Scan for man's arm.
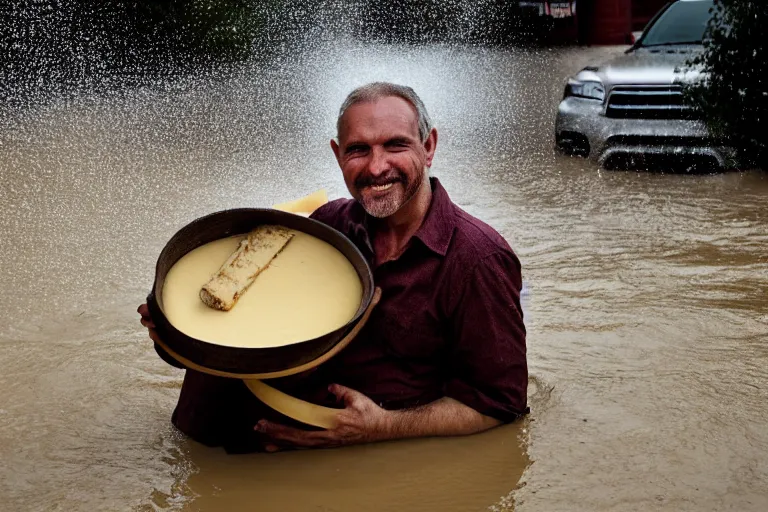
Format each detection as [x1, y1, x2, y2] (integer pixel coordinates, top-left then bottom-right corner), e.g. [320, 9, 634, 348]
[255, 385, 500, 451]
[255, 250, 526, 451]
[442, 250, 528, 421]
[386, 396, 501, 438]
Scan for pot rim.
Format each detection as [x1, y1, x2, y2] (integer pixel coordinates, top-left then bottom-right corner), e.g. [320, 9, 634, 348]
[147, 207, 374, 374]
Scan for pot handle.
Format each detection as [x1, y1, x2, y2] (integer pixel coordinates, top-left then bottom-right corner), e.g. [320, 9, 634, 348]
[244, 379, 340, 429]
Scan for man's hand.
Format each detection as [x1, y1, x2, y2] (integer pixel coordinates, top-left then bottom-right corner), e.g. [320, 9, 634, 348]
[137, 303, 161, 344]
[255, 384, 393, 451]
[255, 389, 502, 452]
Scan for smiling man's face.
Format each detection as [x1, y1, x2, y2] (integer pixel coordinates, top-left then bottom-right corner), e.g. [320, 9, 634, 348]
[332, 96, 435, 218]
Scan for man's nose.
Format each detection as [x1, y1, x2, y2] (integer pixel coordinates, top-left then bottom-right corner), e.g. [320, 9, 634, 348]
[366, 147, 388, 176]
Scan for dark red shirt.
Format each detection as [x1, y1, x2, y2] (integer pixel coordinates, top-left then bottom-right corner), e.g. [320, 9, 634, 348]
[163, 177, 527, 453]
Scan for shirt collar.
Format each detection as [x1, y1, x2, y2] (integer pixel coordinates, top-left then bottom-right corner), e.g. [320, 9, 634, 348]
[411, 177, 456, 257]
[348, 176, 456, 259]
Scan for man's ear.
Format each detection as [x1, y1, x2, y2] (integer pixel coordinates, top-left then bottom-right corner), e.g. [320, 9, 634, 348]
[423, 128, 438, 168]
[331, 138, 341, 166]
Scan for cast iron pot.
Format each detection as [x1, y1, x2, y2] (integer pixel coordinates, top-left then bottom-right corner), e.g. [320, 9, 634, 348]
[146, 208, 374, 375]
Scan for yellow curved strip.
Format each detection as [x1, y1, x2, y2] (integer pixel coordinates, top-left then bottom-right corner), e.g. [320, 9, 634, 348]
[272, 189, 329, 216]
[244, 379, 340, 429]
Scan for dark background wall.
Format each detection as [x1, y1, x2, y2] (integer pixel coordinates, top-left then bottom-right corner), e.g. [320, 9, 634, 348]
[576, 0, 670, 44]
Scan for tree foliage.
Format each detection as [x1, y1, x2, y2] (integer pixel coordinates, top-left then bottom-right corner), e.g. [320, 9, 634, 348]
[686, 0, 768, 167]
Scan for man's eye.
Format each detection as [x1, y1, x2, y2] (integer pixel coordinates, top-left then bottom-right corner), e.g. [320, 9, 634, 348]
[346, 146, 367, 154]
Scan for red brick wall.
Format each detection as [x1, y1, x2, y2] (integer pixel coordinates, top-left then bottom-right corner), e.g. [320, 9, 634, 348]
[580, 0, 669, 44]
[632, 0, 669, 31]
[587, 0, 633, 44]
[548, 0, 670, 45]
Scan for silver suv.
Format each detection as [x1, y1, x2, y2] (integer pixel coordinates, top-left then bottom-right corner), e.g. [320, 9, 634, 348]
[555, 0, 737, 171]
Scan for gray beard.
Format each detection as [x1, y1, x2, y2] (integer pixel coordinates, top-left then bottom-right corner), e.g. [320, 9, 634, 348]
[360, 168, 427, 218]
[363, 193, 405, 218]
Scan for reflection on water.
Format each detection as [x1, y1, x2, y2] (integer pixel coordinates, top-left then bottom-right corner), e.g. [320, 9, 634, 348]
[0, 40, 766, 511]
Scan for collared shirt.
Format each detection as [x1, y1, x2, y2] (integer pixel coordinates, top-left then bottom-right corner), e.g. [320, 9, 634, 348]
[165, 177, 527, 452]
[307, 177, 527, 419]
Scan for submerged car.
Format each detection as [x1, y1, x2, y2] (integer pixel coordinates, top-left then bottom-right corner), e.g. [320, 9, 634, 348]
[555, 0, 738, 171]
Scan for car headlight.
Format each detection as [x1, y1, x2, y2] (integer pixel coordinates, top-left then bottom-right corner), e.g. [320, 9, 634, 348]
[564, 79, 606, 101]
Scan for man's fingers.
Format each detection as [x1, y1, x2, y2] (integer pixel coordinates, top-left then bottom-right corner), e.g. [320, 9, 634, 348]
[147, 329, 161, 344]
[256, 419, 316, 442]
[138, 304, 157, 330]
[255, 420, 334, 447]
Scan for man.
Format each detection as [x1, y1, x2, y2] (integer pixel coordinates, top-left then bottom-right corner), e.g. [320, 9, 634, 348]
[138, 82, 528, 453]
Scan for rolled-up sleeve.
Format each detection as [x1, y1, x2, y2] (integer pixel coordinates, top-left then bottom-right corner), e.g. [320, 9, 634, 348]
[444, 251, 528, 422]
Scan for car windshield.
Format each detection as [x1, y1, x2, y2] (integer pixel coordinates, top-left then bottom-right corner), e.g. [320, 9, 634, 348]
[640, 0, 715, 47]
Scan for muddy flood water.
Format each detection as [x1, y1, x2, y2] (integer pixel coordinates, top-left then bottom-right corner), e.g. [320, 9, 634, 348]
[0, 42, 767, 511]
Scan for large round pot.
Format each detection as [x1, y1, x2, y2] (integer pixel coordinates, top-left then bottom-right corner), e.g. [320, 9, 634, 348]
[146, 208, 374, 375]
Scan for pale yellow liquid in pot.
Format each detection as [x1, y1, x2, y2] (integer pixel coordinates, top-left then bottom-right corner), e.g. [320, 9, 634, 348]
[162, 230, 363, 348]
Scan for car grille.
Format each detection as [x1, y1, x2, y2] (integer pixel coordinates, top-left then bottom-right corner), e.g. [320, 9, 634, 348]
[605, 86, 698, 119]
